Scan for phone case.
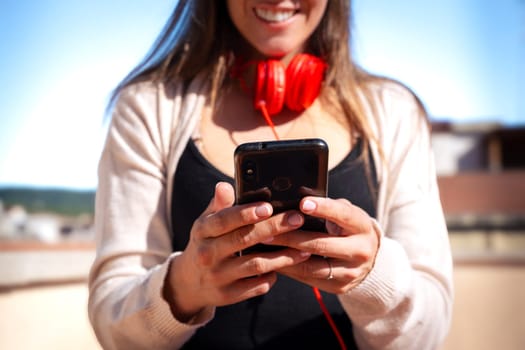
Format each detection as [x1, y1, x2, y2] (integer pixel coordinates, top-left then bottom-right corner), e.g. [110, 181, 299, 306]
[234, 138, 329, 253]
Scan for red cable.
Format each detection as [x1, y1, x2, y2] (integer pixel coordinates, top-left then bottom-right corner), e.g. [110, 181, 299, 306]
[313, 287, 347, 350]
[257, 98, 346, 350]
[257, 102, 280, 140]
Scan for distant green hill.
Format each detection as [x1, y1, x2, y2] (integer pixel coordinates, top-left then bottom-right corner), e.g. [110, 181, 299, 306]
[0, 187, 95, 216]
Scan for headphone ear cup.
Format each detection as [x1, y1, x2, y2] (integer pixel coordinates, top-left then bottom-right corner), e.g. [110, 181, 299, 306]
[254, 60, 286, 116]
[285, 54, 327, 112]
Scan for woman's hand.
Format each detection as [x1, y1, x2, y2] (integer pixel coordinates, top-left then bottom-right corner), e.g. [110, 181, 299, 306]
[273, 197, 381, 294]
[163, 182, 311, 322]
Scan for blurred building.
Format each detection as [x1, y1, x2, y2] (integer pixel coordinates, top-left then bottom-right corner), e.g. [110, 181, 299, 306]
[431, 121, 525, 257]
[432, 122, 525, 174]
[0, 203, 94, 244]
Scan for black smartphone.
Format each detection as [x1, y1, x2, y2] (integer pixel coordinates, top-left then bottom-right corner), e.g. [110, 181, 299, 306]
[234, 138, 329, 253]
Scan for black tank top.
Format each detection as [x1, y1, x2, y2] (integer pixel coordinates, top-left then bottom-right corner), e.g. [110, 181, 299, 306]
[171, 139, 377, 349]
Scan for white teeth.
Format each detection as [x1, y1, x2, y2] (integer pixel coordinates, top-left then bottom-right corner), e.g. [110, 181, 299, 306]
[255, 8, 295, 22]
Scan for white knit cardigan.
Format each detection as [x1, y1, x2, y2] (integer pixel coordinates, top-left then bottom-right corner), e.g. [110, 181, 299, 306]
[88, 76, 453, 350]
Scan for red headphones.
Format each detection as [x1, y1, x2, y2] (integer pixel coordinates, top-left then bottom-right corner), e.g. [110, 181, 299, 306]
[254, 53, 327, 115]
[232, 53, 327, 115]
[231, 53, 327, 139]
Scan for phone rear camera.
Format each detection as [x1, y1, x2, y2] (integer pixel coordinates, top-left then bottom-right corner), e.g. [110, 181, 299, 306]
[242, 161, 256, 182]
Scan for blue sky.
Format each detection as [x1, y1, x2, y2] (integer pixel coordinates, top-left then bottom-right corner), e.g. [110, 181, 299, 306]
[0, 0, 524, 190]
[354, 0, 524, 123]
[0, 1, 175, 189]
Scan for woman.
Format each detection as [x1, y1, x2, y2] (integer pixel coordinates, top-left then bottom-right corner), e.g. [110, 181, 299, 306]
[88, 1, 453, 349]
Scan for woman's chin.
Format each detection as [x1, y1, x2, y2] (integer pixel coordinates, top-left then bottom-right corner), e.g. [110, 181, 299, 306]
[254, 46, 303, 61]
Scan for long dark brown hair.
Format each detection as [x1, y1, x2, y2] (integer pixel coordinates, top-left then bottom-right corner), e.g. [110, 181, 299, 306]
[109, 0, 428, 181]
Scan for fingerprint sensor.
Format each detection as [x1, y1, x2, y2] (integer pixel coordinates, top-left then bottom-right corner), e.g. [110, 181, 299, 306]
[272, 177, 292, 191]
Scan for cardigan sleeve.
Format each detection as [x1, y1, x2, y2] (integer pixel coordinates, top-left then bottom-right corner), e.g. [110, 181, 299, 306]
[338, 83, 454, 350]
[88, 83, 214, 350]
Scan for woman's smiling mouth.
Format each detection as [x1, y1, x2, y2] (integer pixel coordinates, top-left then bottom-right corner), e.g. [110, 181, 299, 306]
[254, 7, 298, 23]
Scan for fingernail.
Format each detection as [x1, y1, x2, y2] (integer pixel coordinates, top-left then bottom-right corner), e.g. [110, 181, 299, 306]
[287, 213, 303, 226]
[255, 204, 271, 217]
[302, 199, 316, 212]
[300, 251, 311, 258]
